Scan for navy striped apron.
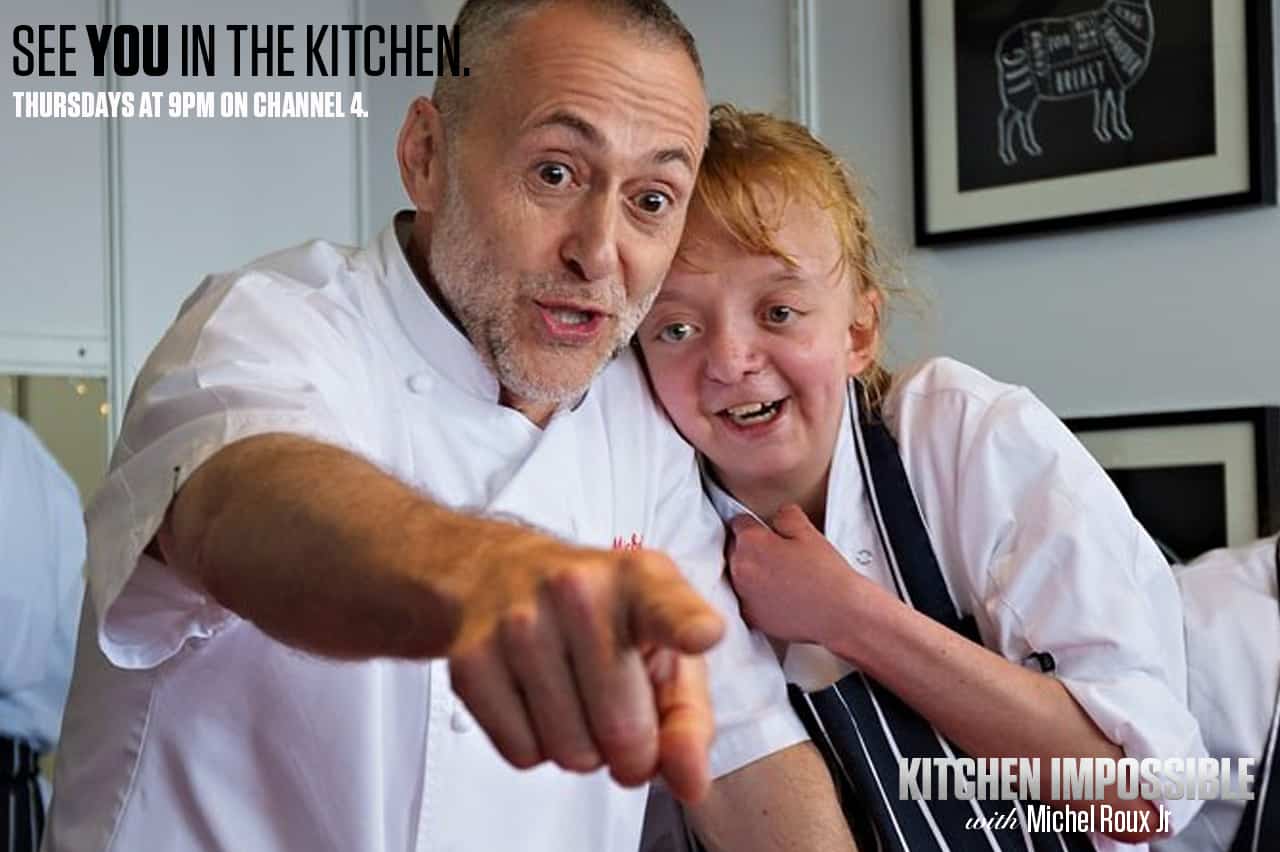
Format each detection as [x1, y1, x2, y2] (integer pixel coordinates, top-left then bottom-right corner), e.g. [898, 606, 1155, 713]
[1, 737, 44, 852]
[785, 381, 1095, 851]
[1227, 537, 1280, 852]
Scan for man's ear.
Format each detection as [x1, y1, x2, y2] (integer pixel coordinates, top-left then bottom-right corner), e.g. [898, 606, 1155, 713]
[397, 96, 448, 213]
[847, 286, 882, 377]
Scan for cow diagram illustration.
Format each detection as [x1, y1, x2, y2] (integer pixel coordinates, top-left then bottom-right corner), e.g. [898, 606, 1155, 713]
[995, 0, 1155, 165]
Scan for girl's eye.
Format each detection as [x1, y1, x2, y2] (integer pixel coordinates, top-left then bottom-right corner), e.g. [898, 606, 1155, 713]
[635, 191, 672, 215]
[659, 322, 694, 342]
[766, 305, 796, 324]
[537, 162, 572, 187]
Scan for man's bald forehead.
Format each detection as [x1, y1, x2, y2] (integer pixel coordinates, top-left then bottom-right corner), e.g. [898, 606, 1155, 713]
[433, 0, 704, 130]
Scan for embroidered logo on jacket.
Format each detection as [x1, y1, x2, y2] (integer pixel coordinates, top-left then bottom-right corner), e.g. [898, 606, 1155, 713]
[612, 532, 644, 551]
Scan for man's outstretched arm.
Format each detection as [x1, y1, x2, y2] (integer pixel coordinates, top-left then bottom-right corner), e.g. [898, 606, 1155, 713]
[156, 432, 725, 800]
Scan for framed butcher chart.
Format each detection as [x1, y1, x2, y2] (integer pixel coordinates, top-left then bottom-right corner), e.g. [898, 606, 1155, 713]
[910, 0, 1276, 244]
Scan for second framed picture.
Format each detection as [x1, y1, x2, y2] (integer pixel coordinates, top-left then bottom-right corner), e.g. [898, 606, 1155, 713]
[911, 0, 1276, 244]
[1065, 407, 1280, 564]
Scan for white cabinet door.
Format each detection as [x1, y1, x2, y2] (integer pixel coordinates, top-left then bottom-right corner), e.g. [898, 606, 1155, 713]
[1, 0, 109, 375]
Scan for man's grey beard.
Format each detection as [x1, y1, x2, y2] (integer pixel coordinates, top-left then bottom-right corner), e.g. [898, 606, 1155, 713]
[428, 173, 661, 407]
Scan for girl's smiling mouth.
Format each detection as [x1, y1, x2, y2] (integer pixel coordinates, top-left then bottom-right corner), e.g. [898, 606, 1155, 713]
[719, 398, 787, 426]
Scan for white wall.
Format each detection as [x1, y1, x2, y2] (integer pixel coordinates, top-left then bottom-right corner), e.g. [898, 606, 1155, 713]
[672, 0, 792, 116]
[813, 1, 1280, 417]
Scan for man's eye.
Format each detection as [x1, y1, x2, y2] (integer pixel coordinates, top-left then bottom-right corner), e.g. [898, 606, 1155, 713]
[537, 162, 572, 187]
[766, 305, 796, 324]
[635, 191, 672, 215]
[659, 322, 694, 342]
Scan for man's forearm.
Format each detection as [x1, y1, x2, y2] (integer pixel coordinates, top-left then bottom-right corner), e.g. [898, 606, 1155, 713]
[158, 432, 727, 795]
[160, 432, 490, 659]
[687, 742, 857, 851]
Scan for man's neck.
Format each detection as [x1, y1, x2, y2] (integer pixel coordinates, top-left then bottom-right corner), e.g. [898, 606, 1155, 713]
[498, 388, 558, 428]
[401, 214, 563, 429]
[402, 221, 469, 339]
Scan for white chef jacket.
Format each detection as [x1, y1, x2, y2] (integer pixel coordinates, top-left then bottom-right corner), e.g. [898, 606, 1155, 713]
[0, 411, 85, 755]
[705, 358, 1208, 852]
[1152, 535, 1280, 852]
[44, 215, 805, 852]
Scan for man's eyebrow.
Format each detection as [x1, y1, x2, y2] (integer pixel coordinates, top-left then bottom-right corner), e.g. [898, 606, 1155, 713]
[530, 109, 696, 175]
[654, 147, 695, 175]
[532, 110, 604, 148]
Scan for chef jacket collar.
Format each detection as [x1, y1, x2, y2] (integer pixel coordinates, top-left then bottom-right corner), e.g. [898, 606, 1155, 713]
[701, 461, 768, 529]
[374, 211, 503, 403]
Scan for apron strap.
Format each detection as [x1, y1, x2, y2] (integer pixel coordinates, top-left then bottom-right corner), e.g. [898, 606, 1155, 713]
[849, 381, 978, 641]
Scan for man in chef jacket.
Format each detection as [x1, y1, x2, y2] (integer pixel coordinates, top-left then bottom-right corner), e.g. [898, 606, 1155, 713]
[42, 1, 854, 850]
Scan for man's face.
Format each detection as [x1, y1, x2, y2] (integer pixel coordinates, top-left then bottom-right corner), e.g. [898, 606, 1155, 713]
[428, 4, 708, 421]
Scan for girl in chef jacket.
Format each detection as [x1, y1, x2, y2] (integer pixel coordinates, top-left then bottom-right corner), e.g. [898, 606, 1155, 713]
[636, 105, 1205, 851]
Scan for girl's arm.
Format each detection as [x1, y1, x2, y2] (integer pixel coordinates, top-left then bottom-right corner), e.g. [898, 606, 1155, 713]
[729, 506, 1160, 843]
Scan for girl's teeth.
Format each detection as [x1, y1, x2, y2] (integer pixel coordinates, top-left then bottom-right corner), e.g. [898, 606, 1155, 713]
[726, 400, 782, 425]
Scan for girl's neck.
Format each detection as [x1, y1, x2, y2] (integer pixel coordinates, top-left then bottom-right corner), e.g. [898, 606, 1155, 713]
[714, 462, 831, 533]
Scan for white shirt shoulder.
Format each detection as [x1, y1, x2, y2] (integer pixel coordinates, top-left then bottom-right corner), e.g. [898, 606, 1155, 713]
[89, 236, 389, 670]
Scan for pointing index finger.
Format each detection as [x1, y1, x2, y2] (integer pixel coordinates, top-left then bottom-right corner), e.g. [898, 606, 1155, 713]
[654, 653, 714, 803]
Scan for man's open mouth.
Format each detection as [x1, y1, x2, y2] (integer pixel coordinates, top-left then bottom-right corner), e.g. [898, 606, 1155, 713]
[545, 307, 598, 326]
[535, 301, 609, 341]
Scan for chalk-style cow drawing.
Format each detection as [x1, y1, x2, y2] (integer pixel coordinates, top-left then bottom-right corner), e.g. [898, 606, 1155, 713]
[995, 0, 1154, 165]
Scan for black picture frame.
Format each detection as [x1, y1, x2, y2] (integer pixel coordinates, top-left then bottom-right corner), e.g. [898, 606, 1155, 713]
[1065, 407, 1280, 563]
[910, 0, 1277, 245]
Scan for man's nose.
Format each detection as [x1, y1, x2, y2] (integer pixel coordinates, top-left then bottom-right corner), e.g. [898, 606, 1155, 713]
[704, 327, 764, 384]
[562, 190, 621, 283]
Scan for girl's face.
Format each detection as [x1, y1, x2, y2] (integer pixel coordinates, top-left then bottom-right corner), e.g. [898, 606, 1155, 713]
[638, 197, 877, 512]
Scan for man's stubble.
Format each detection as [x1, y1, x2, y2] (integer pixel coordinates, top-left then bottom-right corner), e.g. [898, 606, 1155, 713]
[428, 166, 663, 409]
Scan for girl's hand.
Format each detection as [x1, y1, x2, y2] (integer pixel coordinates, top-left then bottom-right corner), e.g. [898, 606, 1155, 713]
[727, 505, 864, 646]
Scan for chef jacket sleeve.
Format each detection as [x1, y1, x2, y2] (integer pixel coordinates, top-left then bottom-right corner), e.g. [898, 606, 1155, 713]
[927, 375, 1208, 835]
[86, 267, 378, 670]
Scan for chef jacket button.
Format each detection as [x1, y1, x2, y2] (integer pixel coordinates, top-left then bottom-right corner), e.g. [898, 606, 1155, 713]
[450, 707, 473, 733]
[855, 549, 873, 566]
[407, 372, 434, 394]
